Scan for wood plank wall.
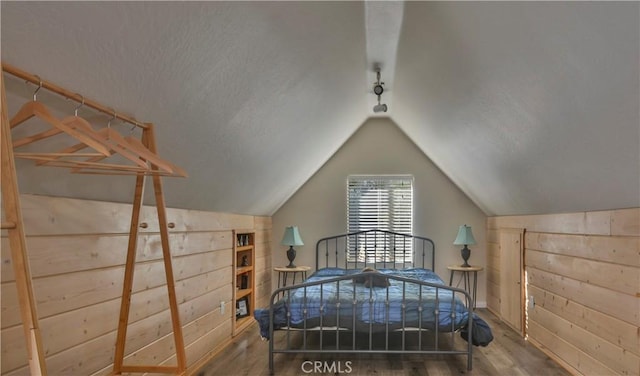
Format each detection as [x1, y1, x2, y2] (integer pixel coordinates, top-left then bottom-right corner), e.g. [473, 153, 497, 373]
[1, 194, 272, 375]
[487, 208, 639, 376]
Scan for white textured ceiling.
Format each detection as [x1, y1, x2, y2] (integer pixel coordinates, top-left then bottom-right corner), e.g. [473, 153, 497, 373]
[1, 1, 638, 216]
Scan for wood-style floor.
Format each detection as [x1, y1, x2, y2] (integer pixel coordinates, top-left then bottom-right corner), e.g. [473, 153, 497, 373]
[197, 309, 570, 376]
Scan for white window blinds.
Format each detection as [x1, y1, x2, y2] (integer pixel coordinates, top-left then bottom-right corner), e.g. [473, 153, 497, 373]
[347, 176, 414, 263]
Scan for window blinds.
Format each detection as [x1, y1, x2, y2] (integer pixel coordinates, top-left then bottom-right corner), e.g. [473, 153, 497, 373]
[347, 176, 414, 263]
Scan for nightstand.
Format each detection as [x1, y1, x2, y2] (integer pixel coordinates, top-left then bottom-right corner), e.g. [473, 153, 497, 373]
[447, 265, 483, 309]
[274, 265, 311, 290]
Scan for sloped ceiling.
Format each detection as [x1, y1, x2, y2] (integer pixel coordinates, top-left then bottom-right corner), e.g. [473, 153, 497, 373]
[1, 1, 638, 217]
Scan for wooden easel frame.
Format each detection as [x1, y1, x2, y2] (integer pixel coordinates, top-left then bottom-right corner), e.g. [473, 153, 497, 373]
[1, 66, 187, 374]
[112, 123, 187, 374]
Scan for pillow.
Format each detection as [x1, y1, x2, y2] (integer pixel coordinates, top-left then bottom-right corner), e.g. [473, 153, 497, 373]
[314, 267, 347, 277]
[353, 267, 390, 288]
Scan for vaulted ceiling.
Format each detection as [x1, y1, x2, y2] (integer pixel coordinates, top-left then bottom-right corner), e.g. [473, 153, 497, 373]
[2, 1, 638, 216]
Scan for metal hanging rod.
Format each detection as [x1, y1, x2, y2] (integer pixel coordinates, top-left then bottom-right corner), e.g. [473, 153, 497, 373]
[2, 62, 149, 130]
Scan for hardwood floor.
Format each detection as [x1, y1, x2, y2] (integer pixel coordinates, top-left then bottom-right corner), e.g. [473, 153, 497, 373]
[197, 309, 570, 376]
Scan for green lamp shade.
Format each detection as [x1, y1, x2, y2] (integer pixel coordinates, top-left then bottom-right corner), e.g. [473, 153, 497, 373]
[453, 225, 476, 246]
[281, 226, 304, 246]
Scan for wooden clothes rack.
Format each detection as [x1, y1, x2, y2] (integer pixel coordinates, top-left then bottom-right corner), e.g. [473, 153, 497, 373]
[1, 63, 187, 375]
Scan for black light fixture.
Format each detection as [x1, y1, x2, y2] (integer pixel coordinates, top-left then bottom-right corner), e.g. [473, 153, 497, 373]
[373, 68, 387, 113]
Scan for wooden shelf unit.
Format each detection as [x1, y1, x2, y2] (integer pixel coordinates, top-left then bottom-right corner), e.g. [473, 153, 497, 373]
[232, 230, 256, 335]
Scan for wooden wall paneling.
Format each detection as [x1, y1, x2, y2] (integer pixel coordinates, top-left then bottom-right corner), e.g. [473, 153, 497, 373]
[41, 290, 154, 358]
[17, 195, 253, 236]
[0, 235, 128, 282]
[172, 249, 232, 282]
[491, 208, 640, 376]
[1, 323, 27, 374]
[498, 228, 524, 333]
[1, 283, 21, 328]
[164, 207, 253, 233]
[20, 195, 138, 236]
[530, 304, 640, 375]
[527, 320, 617, 375]
[528, 267, 639, 326]
[611, 208, 640, 236]
[485, 222, 501, 315]
[526, 232, 640, 267]
[5, 330, 119, 376]
[177, 286, 232, 328]
[1, 192, 270, 374]
[3, 252, 224, 330]
[493, 213, 585, 234]
[180, 321, 235, 376]
[176, 267, 232, 305]
[20, 272, 226, 367]
[35, 267, 126, 319]
[494, 209, 640, 237]
[48, 285, 231, 376]
[0, 73, 47, 375]
[529, 285, 639, 357]
[169, 231, 232, 256]
[485, 274, 501, 316]
[526, 248, 639, 296]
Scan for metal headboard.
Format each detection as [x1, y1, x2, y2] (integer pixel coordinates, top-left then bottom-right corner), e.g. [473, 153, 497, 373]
[315, 229, 435, 271]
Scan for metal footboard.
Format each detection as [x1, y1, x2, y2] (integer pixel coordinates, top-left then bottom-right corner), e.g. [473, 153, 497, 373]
[268, 272, 474, 374]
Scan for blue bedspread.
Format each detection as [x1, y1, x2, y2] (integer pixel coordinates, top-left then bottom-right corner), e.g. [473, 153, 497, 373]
[254, 267, 470, 340]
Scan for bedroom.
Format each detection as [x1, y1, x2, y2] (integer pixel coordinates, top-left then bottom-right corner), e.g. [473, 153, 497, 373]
[1, 1, 638, 375]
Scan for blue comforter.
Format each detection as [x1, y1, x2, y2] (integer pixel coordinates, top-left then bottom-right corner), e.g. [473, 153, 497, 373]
[254, 267, 470, 340]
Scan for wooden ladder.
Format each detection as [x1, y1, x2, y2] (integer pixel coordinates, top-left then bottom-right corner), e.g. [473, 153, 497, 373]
[1, 66, 48, 375]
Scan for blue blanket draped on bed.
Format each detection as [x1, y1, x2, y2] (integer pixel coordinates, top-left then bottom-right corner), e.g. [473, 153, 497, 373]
[254, 267, 472, 340]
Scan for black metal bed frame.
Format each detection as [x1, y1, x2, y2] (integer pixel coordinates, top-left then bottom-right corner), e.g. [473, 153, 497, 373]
[267, 230, 474, 374]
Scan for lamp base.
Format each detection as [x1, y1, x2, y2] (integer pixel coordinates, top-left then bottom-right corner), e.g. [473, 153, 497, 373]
[286, 246, 296, 268]
[460, 245, 471, 267]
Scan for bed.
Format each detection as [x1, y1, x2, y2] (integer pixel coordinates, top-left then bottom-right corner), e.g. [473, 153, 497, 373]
[256, 229, 477, 374]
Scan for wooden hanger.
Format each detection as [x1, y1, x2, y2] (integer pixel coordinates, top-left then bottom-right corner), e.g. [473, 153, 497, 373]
[33, 126, 150, 170]
[10, 83, 111, 156]
[11, 83, 185, 177]
[35, 126, 189, 177]
[10, 101, 112, 156]
[30, 106, 150, 171]
[75, 113, 186, 176]
[124, 136, 187, 177]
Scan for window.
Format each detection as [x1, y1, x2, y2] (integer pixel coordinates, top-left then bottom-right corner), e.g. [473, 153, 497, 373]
[347, 175, 413, 263]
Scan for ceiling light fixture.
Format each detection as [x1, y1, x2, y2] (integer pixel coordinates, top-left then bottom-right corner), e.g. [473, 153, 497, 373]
[373, 68, 387, 113]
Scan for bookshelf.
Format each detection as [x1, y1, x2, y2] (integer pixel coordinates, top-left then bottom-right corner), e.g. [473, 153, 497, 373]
[232, 230, 255, 335]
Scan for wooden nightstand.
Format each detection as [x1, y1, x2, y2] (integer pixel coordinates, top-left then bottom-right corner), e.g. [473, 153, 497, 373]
[274, 265, 311, 289]
[447, 265, 483, 309]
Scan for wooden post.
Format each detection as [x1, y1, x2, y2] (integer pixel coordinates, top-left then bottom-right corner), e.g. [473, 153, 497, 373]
[1, 72, 48, 374]
[112, 124, 186, 374]
[145, 123, 187, 371]
[112, 151, 146, 373]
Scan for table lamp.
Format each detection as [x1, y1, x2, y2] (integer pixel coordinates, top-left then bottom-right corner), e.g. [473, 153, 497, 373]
[453, 225, 476, 267]
[282, 226, 304, 268]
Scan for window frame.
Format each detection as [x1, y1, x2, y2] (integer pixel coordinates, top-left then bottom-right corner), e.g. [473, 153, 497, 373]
[346, 175, 414, 264]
